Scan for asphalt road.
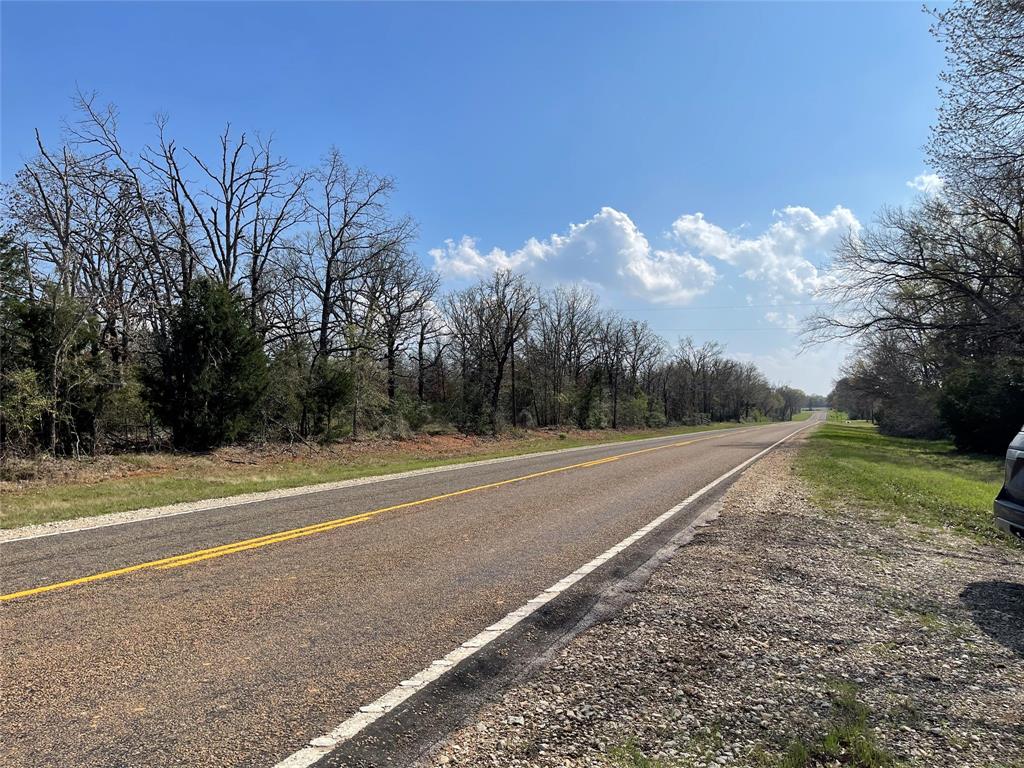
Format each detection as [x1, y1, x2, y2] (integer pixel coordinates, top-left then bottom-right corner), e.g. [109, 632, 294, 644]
[0, 418, 816, 768]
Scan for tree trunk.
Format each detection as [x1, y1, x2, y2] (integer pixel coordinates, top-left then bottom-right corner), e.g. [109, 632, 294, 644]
[417, 324, 426, 401]
[386, 332, 397, 403]
[350, 352, 359, 439]
[316, 269, 334, 363]
[510, 339, 517, 428]
[610, 368, 619, 429]
[490, 357, 506, 435]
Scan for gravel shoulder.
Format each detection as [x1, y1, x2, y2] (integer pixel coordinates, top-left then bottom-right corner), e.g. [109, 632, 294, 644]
[416, 436, 1024, 768]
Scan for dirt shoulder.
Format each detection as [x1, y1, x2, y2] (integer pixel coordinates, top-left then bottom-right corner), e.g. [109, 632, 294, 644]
[416, 437, 1024, 768]
[0, 431, 579, 487]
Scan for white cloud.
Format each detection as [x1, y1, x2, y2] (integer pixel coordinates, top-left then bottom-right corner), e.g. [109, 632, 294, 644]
[430, 207, 717, 304]
[431, 203, 859, 307]
[670, 205, 860, 297]
[623, 247, 719, 304]
[428, 235, 529, 278]
[764, 311, 799, 332]
[906, 172, 945, 197]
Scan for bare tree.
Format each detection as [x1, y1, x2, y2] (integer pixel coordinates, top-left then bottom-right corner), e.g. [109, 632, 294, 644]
[529, 285, 600, 426]
[444, 271, 534, 433]
[374, 251, 440, 403]
[413, 302, 446, 403]
[805, 200, 1024, 356]
[597, 314, 630, 429]
[298, 149, 413, 364]
[930, 0, 1024, 188]
[145, 122, 308, 332]
[65, 94, 184, 322]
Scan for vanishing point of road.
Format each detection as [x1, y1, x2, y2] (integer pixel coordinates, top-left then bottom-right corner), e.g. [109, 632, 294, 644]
[0, 416, 818, 768]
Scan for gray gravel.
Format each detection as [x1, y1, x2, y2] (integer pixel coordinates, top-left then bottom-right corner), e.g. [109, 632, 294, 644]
[417, 440, 1024, 768]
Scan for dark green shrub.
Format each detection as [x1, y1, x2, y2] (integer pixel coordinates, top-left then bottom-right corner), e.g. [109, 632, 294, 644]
[145, 279, 268, 450]
[939, 356, 1024, 454]
[2, 281, 110, 455]
[262, 343, 312, 437]
[874, 388, 946, 440]
[308, 357, 353, 438]
[393, 391, 431, 432]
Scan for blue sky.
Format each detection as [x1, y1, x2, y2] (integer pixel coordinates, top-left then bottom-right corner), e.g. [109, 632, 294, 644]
[1, 2, 946, 393]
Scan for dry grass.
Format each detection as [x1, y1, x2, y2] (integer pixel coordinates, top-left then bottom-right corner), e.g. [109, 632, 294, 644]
[1, 421, 755, 529]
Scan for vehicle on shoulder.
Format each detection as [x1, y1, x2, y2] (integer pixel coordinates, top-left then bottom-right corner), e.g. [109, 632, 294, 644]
[995, 426, 1024, 539]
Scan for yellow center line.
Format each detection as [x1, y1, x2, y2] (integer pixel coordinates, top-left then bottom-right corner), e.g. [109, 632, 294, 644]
[1, 428, 759, 602]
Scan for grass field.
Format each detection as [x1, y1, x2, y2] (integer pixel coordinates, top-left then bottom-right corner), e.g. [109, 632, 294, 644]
[2, 419, 765, 530]
[796, 420, 1011, 546]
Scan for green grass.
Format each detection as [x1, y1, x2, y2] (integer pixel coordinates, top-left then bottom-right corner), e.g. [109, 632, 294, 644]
[774, 683, 898, 768]
[2, 420, 758, 529]
[611, 727, 725, 767]
[610, 740, 672, 768]
[791, 410, 814, 421]
[796, 420, 1011, 546]
[611, 684, 899, 768]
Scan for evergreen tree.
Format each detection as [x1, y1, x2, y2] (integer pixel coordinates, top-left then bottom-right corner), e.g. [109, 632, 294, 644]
[145, 279, 268, 450]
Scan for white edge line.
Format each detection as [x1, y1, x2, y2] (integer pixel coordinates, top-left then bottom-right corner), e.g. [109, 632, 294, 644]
[270, 419, 815, 768]
[1, 423, 764, 544]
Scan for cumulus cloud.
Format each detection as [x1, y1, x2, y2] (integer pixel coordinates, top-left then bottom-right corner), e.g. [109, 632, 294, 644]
[429, 207, 717, 304]
[906, 172, 946, 197]
[431, 203, 859, 304]
[670, 205, 860, 296]
[429, 235, 530, 278]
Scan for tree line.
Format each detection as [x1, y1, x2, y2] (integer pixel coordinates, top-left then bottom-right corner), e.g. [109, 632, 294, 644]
[0, 96, 809, 455]
[812, 0, 1024, 454]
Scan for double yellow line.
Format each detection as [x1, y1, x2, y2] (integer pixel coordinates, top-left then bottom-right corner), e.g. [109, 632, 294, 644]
[0, 429, 748, 603]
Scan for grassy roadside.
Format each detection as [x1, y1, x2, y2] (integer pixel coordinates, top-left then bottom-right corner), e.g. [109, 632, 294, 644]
[770, 683, 898, 768]
[608, 682, 900, 768]
[1, 419, 776, 530]
[795, 420, 1011, 546]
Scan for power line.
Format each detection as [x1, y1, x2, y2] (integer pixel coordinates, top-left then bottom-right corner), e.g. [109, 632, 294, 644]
[612, 302, 832, 311]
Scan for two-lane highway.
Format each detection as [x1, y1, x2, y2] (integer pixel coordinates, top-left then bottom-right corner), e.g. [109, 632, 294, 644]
[0, 418, 817, 768]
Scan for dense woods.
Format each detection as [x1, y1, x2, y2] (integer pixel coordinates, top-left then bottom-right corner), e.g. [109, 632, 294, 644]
[815, 0, 1024, 454]
[0, 97, 808, 456]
